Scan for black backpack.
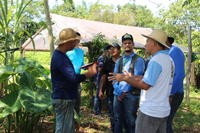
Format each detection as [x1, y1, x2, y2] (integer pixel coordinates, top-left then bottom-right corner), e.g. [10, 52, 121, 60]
[118, 54, 143, 96]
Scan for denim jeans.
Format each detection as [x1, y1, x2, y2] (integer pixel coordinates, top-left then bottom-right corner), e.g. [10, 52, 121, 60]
[113, 95, 139, 133]
[167, 92, 184, 133]
[107, 94, 115, 132]
[94, 83, 103, 115]
[52, 99, 76, 133]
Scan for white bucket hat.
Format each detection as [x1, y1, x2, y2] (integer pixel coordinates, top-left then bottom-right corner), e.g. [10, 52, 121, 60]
[141, 29, 170, 49]
[55, 28, 82, 45]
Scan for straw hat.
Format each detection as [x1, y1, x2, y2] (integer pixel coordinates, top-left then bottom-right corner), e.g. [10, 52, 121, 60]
[55, 28, 82, 45]
[141, 29, 170, 49]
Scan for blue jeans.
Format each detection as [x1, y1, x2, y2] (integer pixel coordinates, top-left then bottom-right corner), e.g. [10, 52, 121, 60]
[94, 83, 103, 115]
[107, 94, 115, 132]
[113, 95, 139, 133]
[167, 92, 184, 133]
[52, 99, 76, 133]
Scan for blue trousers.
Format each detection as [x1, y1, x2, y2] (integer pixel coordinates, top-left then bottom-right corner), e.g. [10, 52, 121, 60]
[52, 99, 76, 133]
[113, 95, 139, 133]
[94, 83, 104, 115]
[107, 94, 115, 132]
[167, 92, 184, 133]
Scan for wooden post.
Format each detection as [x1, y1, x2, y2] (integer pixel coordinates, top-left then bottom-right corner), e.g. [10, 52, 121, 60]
[186, 25, 192, 105]
[43, 0, 55, 58]
[191, 62, 195, 86]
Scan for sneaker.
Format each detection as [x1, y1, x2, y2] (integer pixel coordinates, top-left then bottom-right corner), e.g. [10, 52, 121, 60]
[95, 114, 104, 119]
[101, 114, 108, 117]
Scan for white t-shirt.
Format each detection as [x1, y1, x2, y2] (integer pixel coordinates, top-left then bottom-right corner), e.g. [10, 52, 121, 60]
[140, 50, 175, 118]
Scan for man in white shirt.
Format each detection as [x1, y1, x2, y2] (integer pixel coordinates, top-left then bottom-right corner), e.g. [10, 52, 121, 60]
[108, 29, 175, 133]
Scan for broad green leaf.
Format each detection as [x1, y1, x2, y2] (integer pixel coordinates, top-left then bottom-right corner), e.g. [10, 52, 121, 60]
[17, 57, 40, 68]
[20, 72, 36, 90]
[0, 65, 13, 75]
[19, 87, 52, 114]
[0, 65, 15, 83]
[15, 65, 26, 73]
[0, 90, 22, 118]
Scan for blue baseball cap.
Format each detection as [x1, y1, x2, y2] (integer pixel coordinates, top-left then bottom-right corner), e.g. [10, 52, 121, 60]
[108, 43, 121, 49]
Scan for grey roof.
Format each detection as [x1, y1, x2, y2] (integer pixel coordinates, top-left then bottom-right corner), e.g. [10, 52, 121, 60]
[23, 14, 153, 51]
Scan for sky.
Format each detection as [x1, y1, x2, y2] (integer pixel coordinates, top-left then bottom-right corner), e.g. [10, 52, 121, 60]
[52, 0, 175, 16]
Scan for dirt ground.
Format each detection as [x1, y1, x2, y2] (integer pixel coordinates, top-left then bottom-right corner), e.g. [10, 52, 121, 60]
[39, 106, 112, 133]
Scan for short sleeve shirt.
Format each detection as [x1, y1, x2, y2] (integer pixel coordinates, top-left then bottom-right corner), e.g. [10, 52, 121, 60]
[101, 58, 116, 95]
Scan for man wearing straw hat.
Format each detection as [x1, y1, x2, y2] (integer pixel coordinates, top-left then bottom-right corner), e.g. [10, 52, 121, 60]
[108, 29, 175, 133]
[51, 28, 97, 133]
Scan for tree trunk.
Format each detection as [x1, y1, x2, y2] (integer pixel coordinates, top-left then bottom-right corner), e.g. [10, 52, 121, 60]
[88, 79, 94, 108]
[186, 25, 192, 105]
[87, 43, 94, 108]
[43, 0, 54, 58]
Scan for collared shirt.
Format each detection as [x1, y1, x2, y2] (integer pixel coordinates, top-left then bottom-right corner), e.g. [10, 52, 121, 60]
[113, 52, 145, 98]
[101, 57, 116, 95]
[66, 47, 85, 74]
[140, 50, 174, 118]
[93, 55, 106, 84]
[51, 50, 86, 99]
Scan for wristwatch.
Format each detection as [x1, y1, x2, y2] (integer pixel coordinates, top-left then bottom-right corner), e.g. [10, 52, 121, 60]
[169, 94, 173, 99]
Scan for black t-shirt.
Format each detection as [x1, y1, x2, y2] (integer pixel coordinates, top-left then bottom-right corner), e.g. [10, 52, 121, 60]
[101, 57, 116, 95]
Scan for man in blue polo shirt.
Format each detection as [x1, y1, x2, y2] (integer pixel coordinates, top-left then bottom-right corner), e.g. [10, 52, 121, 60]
[166, 37, 185, 133]
[112, 33, 145, 133]
[51, 28, 97, 133]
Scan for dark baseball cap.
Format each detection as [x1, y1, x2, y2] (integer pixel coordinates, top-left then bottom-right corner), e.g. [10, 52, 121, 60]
[103, 45, 110, 50]
[122, 33, 134, 43]
[168, 37, 174, 44]
[108, 43, 121, 49]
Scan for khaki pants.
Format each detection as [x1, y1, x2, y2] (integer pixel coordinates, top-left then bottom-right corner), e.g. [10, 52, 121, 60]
[135, 111, 168, 133]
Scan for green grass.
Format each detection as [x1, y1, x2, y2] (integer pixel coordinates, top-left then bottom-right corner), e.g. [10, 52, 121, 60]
[80, 85, 200, 133]
[173, 86, 200, 133]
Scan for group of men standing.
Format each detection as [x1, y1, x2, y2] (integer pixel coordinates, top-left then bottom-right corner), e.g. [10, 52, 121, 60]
[50, 28, 185, 133]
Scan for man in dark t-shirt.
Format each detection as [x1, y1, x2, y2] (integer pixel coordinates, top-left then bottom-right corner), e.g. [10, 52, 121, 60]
[99, 43, 121, 132]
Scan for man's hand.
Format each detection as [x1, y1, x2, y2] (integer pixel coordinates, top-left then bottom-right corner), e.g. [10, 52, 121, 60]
[169, 97, 172, 107]
[117, 96, 123, 102]
[108, 73, 125, 84]
[123, 70, 133, 77]
[99, 90, 104, 100]
[121, 90, 127, 99]
[88, 63, 97, 75]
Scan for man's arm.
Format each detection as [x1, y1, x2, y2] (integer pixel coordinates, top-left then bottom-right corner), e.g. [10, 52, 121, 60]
[112, 59, 124, 97]
[99, 74, 106, 100]
[109, 60, 162, 91]
[109, 73, 151, 90]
